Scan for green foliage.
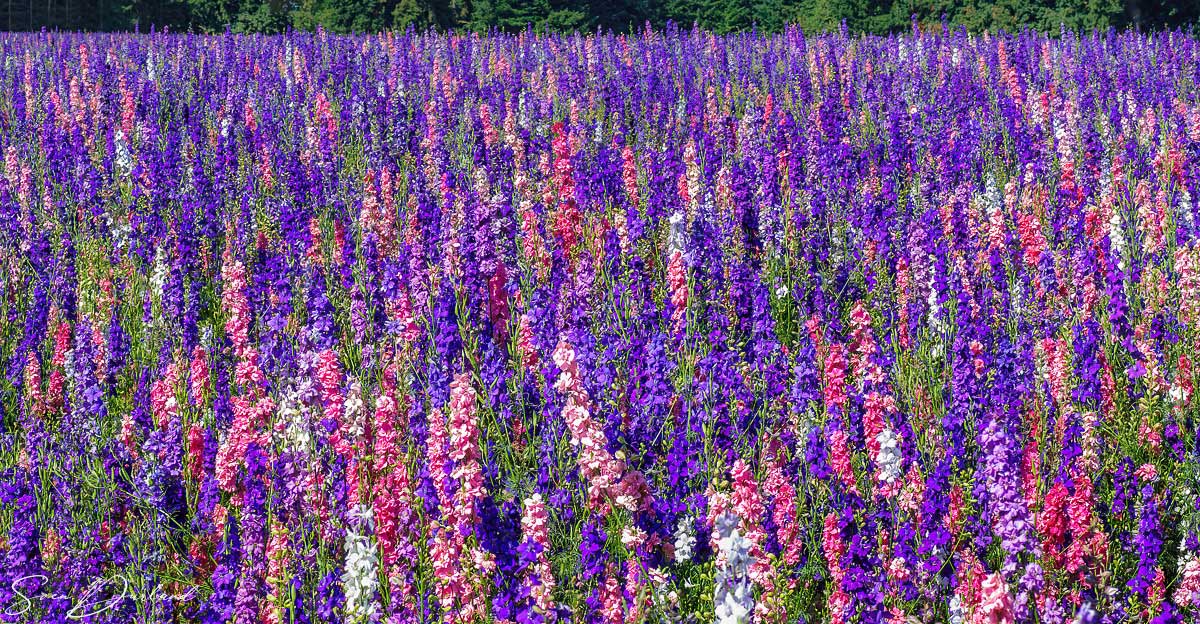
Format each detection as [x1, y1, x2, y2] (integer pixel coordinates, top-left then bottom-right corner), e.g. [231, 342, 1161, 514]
[0, 0, 1194, 36]
[236, 0, 290, 32]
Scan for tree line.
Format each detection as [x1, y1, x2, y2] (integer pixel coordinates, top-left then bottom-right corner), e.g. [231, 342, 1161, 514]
[0, 0, 1195, 35]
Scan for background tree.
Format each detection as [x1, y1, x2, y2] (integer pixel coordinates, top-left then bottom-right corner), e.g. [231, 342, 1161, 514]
[0, 0, 1192, 34]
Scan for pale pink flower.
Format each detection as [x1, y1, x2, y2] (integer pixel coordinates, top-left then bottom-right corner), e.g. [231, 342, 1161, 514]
[448, 373, 484, 529]
[516, 313, 538, 368]
[598, 564, 624, 624]
[521, 493, 556, 617]
[264, 524, 290, 624]
[822, 512, 850, 624]
[553, 339, 649, 515]
[189, 346, 210, 405]
[316, 349, 351, 457]
[221, 253, 252, 358]
[848, 301, 884, 385]
[975, 572, 1014, 624]
[1174, 555, 1200, 608]
[150, 362, 180, 430]
[22, 352, 42, 419]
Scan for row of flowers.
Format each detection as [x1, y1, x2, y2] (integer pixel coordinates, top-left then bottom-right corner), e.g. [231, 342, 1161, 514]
[1, 26, 1200, 624]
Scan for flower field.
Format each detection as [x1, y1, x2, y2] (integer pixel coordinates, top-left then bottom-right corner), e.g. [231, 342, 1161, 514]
[2, 26, 1200, 624]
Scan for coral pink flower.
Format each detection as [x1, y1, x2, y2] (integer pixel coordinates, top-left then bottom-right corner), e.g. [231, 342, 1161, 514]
[373, 457, 416, 604]
[117, 74, 136, 139]
[1038, 481, 1069, 567]
[90, 321, 108, 381]
[1016, 210, 1047, 268]
[47, 312, 70, 415]
[862, 391, 896, 461]
[1064, 473, 1096, 575]
[479, 102, 498, 149]
[517, 197, 550, 280]
[828, 428, 858, 495]
[1175, 353, 1195, 406]
[822, 343, 849, 413]
[313, 91, 337, 142]
[1039, 337, 1070, 409]
[729, 459, 768, 572]
[764, 449, 801, 566]
[428, 526, 465, 619]
[359, 169, 383, 240]
[624, 558, 652, 623]
[705, 486, 732, 555]
[667, 249, 688, 333]
[189, 346, 209, 406]
[214, 395, 274, 493]
[947, 485, 967, 534]
[427, 404, 450, 496]
[186, 423, 205, 482]
[548, 122, 582, 257]
[386, 284, 421, 347]
[1021, 435, 1041, 507]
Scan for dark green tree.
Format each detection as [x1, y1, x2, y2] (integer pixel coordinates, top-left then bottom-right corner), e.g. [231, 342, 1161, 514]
[1, 0, 1195, 37]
